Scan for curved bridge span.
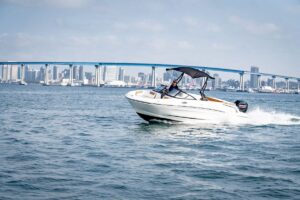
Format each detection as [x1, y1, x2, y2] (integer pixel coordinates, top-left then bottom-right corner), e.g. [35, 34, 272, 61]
[0, 61, 299, 90]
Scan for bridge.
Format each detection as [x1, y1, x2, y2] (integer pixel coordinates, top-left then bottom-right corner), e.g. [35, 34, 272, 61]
[0, 61, 299, 91]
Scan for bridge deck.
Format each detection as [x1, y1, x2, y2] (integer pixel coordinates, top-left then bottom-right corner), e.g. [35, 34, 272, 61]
[0, 61, 299, 80]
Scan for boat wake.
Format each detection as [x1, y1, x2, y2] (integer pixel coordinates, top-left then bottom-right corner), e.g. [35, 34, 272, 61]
[208, 107, 300, 126]
[239, 107, 300, 126]
[150, 107, 300, 126]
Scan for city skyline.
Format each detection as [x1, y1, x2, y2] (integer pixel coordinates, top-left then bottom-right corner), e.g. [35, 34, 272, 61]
[1, 64, 299, 91]
[0, 0, 300, 77]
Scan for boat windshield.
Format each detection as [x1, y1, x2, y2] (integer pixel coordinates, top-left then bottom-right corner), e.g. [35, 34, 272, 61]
[153, 85, 167, 93]
[153, 84, 196, 100]
[167, 88, 196, 100]
[168, 88, 180, 96]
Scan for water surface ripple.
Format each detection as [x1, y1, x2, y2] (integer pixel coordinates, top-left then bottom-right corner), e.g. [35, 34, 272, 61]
[0, 85, 299, 199]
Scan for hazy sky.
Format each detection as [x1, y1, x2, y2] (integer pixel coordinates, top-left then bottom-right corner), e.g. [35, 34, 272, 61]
[0, 0, 300, 78]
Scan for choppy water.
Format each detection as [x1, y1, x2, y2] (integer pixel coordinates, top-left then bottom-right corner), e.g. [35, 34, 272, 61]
[0, 84, 300, 200]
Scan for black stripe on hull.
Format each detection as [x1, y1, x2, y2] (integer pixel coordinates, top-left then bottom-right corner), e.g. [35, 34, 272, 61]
[136, 113, 179, 122]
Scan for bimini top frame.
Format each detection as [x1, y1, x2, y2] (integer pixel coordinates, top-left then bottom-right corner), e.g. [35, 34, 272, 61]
[166, 67, 214, 100]
[166, 67, 214, 79]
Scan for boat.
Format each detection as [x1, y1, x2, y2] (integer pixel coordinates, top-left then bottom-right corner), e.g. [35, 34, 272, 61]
[126, 67, 248, 123]
[259, 86, 274, 93]
[19, 80, 27, 86]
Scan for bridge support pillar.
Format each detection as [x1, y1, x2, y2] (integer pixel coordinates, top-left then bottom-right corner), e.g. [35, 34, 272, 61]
[298, 80, 300, 92]
[257, 75, 261, 89]
[151, 66, 156, 88]
[95, 65, 98, 86]
[239, 73, 244, 91]
[98, 65, 101, 87]
[285, 78, 289, 93]
[20, 64, 25, 84]
[44, 64, 49, 85]
[272, 76, 276, 90]
[69, 64, 73, 86]
[95, 65, 101, 87]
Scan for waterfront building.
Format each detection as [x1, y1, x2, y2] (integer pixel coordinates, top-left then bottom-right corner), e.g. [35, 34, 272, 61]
[250, 66, 259, 89]
[62, 69, 70, 79]
[138, 72, 146, 83]
[38, 66, 45, 82]
[1, 65, 10, 82]
[79, 66, 84, 81]
[163, 70, 181, 83]
[130, 76, 136, 84]
[212, 74, 221, 89]
[17, 66, 21, 79]
[267, 78, 273, 87]
[10, 65, 18, 81]
[103, 66, 118, 82]
[33, 70, 39, 82]
[73, 65, 78, 80]
[53, 66, 58, 81]
[163, 71, 171, 82]
[1, 65, 19, 82]
[24, 65, 29, 80]
[26, 69, 39, 82]
[118, 68, 124, 81]
[85, 72, 93, 83]
[146, 74, 151, 85]
[124, 75, 130, 83]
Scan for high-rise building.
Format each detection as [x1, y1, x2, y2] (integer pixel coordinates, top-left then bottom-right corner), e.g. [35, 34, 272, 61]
[163, 71, 181, 82]
[38, 66, 45, 81]
[103, 66, 118, 82]
[250, 66, 259, 88]
[10, 65, 18, 81]
[61, 69, 70, 79]
[163, 72, 171, 82]
[26, 69, 38, 82]
[267, 78, 273, 87]
[130, 76, 136, 83]
[212, 73, 222, 89]
[1, 65, 10, 82]
[118, 68, 124, 81]
[25, 65, 29, 80]
[73, 66, 78, 80]
[0, 65, 2, 81]
[124, 75, 130, 83]
[53, 66, 58, 81]
[79, 66, 84, 81]
[17, 66, 21, 79]
[138, 72, 146, 83]
[85, 72, 93, 84]
[1, 65, 18, 82]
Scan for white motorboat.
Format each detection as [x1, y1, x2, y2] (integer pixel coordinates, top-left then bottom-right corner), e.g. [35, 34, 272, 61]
[126, 67, 248, 123]
[19, 80, 27, 86]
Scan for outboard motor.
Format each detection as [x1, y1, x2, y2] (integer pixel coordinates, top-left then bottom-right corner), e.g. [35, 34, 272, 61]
[235, 100, 248, 113]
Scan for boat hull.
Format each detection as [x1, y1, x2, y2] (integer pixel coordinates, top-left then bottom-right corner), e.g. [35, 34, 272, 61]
[126, 90, 246, 123]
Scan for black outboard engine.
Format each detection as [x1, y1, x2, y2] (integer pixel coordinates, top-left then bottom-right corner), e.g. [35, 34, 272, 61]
[235, 100, 248, 113]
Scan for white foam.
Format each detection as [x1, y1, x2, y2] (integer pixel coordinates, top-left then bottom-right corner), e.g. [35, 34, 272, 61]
[240, 107, 300, 126]
[175, 107, 300, 126]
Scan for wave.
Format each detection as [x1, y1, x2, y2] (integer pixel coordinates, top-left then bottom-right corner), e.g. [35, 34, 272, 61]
[167, 107, 300, 126]
[239, 107, 300, 126]
[212, 107, 300, 126]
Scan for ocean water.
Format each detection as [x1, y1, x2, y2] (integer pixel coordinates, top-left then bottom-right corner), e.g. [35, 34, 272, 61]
[0, 84, 300, 200]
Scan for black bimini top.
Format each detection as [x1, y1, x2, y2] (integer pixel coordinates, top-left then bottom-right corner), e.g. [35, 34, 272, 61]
[166, 67, 214, 79]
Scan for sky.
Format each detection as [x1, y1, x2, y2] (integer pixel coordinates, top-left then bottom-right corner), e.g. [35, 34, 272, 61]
[0, 0, 300, 79]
